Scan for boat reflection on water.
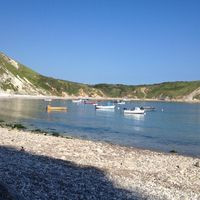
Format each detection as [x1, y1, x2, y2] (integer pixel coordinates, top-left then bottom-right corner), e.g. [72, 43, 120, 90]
[124, 113, 145, 121]
[95, 109, 115, 117]
[46, 105, 67, 112]
[95, 108, 115, 118]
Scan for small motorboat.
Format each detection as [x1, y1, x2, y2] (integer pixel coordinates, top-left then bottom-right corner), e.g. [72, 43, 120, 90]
[140, 106, 155, 111]
[84, 100, 97, 105]
[44, 98, 52, 102]
[46, 105, 67, 112]
[95, 105, 115, 110]
[117, 101, 126, 105]
[72, 99, 83, 103]
[124, 107, 145, 114]
[113, 100, 126, 105]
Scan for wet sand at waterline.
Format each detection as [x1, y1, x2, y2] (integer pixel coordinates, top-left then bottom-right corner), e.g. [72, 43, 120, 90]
[0, 127, 200, 200]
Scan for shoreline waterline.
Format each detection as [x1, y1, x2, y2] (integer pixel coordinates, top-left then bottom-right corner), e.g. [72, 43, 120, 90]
[0, 99, 200, 157]
[0, 126, 200, 199]
[0, 120, 199, 159]
[0, 93, 200, 104]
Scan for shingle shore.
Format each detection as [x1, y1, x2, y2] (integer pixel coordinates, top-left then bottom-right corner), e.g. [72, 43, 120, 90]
[0, 127, 200, 200]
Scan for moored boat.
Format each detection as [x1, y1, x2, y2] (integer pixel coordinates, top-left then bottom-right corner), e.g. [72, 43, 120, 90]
[72, 99, 83, 103]
[113, 100, 126, 105]
[124, 107, 145, 114]
[44, 98, 52, 102]
[117, 101, 126, 105]
[84, 100, 97, 105]
[140, 106, 155, 111]
[46, 105, 67, 112]
[95, 105, 115, 110]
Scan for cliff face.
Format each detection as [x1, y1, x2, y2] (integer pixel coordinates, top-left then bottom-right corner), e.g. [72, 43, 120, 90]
[0, 52, 200, 101]
[0, 53, 47, 95]
[0, 53, 103, 97]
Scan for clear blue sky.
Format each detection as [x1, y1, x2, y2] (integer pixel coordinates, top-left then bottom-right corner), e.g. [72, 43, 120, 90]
[0, 0, 200, 85]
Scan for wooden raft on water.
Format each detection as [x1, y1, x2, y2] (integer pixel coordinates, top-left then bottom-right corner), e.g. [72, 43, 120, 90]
[46, 105, 67, 112]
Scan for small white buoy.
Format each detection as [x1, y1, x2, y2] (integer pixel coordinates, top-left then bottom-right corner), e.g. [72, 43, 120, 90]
[161, 108, 164, 112]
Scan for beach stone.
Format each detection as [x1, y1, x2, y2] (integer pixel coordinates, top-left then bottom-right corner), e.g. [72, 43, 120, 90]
[194, 161, 200, 167]
[20, 146, 25, 152]
[61, 156, 66, 160]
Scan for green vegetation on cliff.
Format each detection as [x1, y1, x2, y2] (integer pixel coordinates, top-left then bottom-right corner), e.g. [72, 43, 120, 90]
[0, 53, 102, 97]
[94, 81, 200, 100]
[0, 52, 200, 100]
[145, 81, 200, 99]
[93, 84, 146, 98]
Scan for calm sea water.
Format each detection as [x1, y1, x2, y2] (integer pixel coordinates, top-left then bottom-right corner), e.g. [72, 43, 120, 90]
[0, 98, 200, 157]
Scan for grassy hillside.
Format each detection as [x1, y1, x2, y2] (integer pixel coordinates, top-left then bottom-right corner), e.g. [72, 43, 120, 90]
[0, 53, 103, 97]
[145, 81, 200, 99]
[94, 81, 200, 100]
[93, 84, 146, 98]
[0, 52, 200, 100]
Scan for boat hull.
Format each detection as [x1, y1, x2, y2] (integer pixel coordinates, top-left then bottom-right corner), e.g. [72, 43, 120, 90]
[117, 102, 125, 105]
[124, 110, 145, 114]
[84, 101, 97, 105]
[140, 106, 155, 111]
[72, 99, 83, 103]
[95, 105, 115, 109]
[44, 99, 52, 102]
[47, 105, 67, 112]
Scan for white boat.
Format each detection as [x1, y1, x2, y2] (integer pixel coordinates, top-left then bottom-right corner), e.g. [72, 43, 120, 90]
[44, 98, 52, 102]
[72, 99, 83, 103]
[117, 101, 125, 105]
[124, 107, 145, 114]
[95, 105, 115, 109]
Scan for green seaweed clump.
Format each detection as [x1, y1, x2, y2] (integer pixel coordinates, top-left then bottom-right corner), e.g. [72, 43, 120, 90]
[52, 132, 60, 137]
[12, 123, 26, 130]
[169, 150, 178, 154]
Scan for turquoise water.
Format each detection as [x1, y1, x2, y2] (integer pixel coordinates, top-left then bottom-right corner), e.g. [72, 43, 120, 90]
[0, 98, 200, 157]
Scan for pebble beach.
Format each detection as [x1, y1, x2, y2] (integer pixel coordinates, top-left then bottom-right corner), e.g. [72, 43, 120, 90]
[0, 127, 200, 200]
